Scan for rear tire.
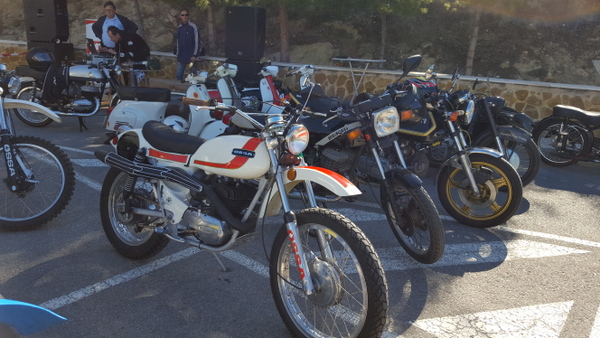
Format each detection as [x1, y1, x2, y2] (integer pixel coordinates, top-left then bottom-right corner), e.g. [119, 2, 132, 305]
[99, 167, 169, 259]
[270, 208, 388, 338]
[476, 135, 540, 186]
[14, 86, 53, 127]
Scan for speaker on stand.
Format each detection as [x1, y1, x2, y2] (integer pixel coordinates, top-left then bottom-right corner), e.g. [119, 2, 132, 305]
[23, 0, 73, 62]
[225, 6, 266, 83]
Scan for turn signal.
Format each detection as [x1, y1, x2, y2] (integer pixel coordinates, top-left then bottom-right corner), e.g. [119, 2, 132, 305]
[449, 111, 459, 121]
[280, 154, 301, 166]
[287, 168, 297, 180]
[346, 128, 363, 141]
[400, 110, 413, 121]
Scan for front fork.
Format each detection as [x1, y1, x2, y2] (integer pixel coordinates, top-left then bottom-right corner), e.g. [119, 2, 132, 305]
[447, 120, 482, 197]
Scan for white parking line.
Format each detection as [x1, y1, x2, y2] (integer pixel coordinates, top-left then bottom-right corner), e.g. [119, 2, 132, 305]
[592, 303, 600, 338]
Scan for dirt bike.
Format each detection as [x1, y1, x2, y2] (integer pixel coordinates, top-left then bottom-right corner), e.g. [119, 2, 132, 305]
[532, 105, 600, 166]
[401, 66, 540, 186]
[12, 47, 122, 130]
[95, 97, 388, 337]
[0, 63, 76, 230]
[387, 64, 524, 228]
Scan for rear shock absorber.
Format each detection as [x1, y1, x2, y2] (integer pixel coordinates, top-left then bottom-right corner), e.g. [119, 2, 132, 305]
[123, 148, 147, 213]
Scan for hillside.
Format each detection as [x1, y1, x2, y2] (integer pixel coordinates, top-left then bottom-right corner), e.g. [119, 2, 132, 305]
[2, 0, 600, 86]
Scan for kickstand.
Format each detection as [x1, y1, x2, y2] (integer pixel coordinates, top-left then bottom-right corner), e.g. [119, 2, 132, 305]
[78, 117, 88, 132]
[211, 252, 231, 272]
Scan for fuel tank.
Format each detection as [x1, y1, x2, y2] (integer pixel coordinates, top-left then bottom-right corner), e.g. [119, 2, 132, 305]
[69, 65, 105, 82]
[192, 135, 270, 179]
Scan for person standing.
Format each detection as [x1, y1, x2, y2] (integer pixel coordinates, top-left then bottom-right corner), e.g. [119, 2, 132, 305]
[92, 1, 138, 53]
[174, 9, 203, 82]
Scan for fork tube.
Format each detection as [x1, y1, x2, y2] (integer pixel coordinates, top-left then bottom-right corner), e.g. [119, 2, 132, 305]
[274, 170, 315, 295]
[448, 120, 481, 196]
[370, 147, 388, 180]
[482, 100, 507, 156]
[393, 140, 408, 168]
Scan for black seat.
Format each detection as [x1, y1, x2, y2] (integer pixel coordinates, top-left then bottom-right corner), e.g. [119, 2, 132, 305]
[15, 66, 47, 82]
[142, 120, 204, 155]
[553, 105, 600, 126]
[118, 87, 171, 102]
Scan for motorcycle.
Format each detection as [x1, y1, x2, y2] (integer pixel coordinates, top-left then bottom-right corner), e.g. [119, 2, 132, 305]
[227, 56, 445, 264]
[532, 105, 600, 166]
[12, 47, 122, 129]
[388, 64, 523, 228]
[96, 98, 388, 337]
[0, 63, 76, 230]
[402, 66, 540, 186]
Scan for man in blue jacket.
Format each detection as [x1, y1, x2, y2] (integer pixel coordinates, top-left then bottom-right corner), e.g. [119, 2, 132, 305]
[92, 1, 138, 53]
[174, 9, 203, 82]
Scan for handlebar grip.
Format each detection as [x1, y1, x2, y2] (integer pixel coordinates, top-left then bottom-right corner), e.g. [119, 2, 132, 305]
[182, 97, 211, 106]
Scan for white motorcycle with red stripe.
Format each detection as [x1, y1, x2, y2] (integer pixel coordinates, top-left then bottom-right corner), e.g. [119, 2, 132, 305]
[95, 98, 388, 338]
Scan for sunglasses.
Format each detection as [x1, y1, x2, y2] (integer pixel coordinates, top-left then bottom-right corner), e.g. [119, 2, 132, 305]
[180, 14, 189, 16]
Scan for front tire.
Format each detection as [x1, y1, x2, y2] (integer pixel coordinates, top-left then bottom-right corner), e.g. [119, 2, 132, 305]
[14, 86, 54, 127]
[100, 167, 169, 259]
[381, 183, 445, 264]
[270, 208, 388, 338]
[0, 136, 75, 230]
[532, 117, 592, 167]
[437, 153, 523, 228]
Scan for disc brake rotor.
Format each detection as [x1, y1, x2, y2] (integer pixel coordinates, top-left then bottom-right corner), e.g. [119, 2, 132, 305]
[457, 179, 497, 210]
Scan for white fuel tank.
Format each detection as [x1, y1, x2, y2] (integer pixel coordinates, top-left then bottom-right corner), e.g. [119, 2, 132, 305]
[192, 135, 269, 179]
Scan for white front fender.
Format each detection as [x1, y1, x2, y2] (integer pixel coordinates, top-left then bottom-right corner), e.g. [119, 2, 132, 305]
[4, 98, 62, 123]
[263, 166, 361, 217]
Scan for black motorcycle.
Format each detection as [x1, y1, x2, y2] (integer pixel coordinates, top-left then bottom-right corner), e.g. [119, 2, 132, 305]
[12, 47, 122, 128]
[396, 66, 540, 186]
[532, 105, 600, 166]
[386, 64, 523, 228]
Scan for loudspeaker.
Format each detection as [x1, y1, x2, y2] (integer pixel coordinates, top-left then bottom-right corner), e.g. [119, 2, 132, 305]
[27, 41, 74, 63]
[225, 7, 266, 61]
[23, 0, 69, 42]
[227, 58, 264, 84]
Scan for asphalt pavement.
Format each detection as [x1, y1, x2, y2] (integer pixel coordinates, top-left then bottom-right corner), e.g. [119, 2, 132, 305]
[1, 113, 599, 337]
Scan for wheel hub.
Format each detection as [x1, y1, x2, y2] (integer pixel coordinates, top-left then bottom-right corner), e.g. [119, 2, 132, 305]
[307, 258, 344, 307]
[457, 178, 497, 209]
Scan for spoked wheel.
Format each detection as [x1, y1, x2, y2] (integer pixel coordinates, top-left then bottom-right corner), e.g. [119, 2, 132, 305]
[0, 136, 75, 230]
[100, 168, 169, 259]
[532, 118, 592, 167]
[437, 153, 523, 228]
[381, 180, 444, 264]
[476, 135, 541, 186]
[14, 86, 54, 127]
[270, 208, 388, 338]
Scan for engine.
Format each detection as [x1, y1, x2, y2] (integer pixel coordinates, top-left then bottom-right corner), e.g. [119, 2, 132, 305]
[62, 84, 102, 113]
[181, 180, 257, 246]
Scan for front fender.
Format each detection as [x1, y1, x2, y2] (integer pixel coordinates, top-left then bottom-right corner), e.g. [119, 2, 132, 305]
[4, 98, 62, 123]
[434, 147, 502, 186]
[384, 167, 422, 188]
[263, 166, 361, 217]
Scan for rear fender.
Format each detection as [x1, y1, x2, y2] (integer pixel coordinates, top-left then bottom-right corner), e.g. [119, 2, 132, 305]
[262, 166, 361, 216]
[474, 126, 530, 146]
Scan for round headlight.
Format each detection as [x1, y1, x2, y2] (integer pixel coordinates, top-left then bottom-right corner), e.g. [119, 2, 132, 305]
[286, 124, 309, 155]
[372, 106, 399, 138]
[463, 100, 475, 124]
[8, 76, 21, 95]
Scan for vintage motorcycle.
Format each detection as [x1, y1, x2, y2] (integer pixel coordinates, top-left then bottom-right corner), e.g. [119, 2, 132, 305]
[268, 56, 445, 264]
[12, 47, 122, 128]
[0, 63, 76, 230]
[403, 66, 540, 186]
[387, 65, 523, 228]
[95, 97, 388, 337]
[532, 105, 600, 166]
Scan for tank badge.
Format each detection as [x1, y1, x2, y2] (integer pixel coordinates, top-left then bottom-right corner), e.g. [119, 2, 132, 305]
[232, 149, 255, 158]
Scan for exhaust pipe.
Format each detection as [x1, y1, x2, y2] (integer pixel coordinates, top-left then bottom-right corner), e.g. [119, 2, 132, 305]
[94, 150, 256, 233]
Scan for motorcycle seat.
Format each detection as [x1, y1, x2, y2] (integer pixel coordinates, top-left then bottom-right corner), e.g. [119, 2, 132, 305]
[553, 105, 600, 125]
[15, 66, 47, 82]
[118, 87, 171, 102]
[142, 120, 204, 155]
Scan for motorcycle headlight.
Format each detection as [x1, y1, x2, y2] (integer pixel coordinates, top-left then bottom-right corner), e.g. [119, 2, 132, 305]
[286, 124, 309, 155]
[462, 99, 475, 124]
[372, 106, 399, 138]
[8, 76, 21, 95]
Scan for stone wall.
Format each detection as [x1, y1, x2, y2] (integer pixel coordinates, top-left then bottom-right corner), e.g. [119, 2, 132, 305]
[3, 42, 600, 121]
